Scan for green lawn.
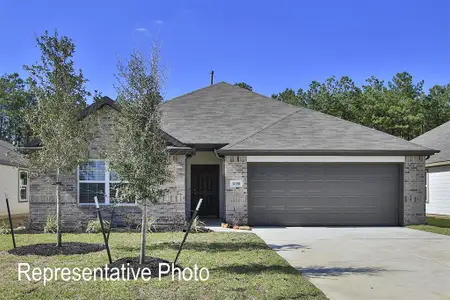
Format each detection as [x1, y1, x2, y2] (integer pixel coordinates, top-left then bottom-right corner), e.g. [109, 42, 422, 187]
[408, 215, 450, 236]
[0, 232, 326, 300]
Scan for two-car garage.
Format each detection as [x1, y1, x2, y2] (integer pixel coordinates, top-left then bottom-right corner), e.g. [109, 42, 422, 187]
[248, 162, 402, 226]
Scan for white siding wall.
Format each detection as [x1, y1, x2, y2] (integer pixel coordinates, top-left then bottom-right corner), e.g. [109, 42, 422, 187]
[427, 165, 450, 215]
[0, 165, 29, 217]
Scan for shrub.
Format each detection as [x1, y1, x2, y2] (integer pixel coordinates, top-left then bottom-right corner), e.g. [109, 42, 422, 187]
[232, 210, 247, 227]
[0, 221, 10, 235]
[190, 216, 206, 233]
[124, 214, 139, 229]
[137, 217, 158, 233]
[44, 214, 58, 233]
[86, 219, 110, 234]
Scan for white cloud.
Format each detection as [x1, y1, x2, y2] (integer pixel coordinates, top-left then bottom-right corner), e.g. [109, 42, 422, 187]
[135, 27, 148, 32]
[153, 20, 164, 25]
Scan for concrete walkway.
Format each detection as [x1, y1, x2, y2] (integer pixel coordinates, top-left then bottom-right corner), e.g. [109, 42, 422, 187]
[253, 227, 450, 300]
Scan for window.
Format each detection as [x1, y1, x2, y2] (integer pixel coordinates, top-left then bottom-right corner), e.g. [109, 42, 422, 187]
[18, 170, 29, 202]
[78, 160, 133, 205]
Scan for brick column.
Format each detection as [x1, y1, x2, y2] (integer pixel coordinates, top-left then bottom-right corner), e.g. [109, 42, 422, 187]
[224, 156, 248, 225]
[403, 156, 426, 225]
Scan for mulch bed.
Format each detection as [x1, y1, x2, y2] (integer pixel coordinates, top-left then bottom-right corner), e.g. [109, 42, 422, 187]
[95, 257, 182, 279]
[8, 242, 105, 256]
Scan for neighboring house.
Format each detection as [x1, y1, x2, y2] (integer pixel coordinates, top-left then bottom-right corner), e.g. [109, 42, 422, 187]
[29, 82, 437, 230]
[411, 121, 450, 215]
[0, 140, 29, 226]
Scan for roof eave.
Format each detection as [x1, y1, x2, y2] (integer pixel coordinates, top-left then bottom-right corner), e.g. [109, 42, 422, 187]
[216, 149, 439, 156]
[167, 146, 195, 155]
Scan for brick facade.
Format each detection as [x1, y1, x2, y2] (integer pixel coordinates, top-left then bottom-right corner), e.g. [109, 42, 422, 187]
[224, 156, 248, 225]
[29, 103, 426, 230]
[403, 156, 426, 225]
[29, 106, 186, 231]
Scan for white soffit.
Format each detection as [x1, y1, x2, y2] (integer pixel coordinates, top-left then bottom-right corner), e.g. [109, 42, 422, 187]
[246, 156, 406, 163]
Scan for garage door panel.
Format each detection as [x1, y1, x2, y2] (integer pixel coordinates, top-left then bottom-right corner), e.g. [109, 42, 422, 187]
[248, 164, 400, 226]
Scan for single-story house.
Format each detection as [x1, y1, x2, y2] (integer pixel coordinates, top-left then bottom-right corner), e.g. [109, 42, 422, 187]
[29, 82, 438, 230]
[0, 140, 29, 226]
[411, 121, 450, 215]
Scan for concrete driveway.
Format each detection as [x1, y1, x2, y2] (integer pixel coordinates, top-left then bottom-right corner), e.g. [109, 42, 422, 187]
[253, 227, 450, 300]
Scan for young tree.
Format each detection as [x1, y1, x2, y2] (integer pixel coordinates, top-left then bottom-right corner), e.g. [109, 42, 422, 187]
[107, 46, 170, 264]
[24, 30, 92, 247]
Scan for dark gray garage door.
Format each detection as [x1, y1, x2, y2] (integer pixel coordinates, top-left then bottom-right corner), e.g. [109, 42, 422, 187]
[248, 164, 400, 226]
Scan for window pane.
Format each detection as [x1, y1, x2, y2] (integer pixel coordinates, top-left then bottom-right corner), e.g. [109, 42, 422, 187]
[110, 183, 134, 203]
[20, 187, 27, 201]
[79, 183, 105, 203]
[79, 161, 106, 181]
[20, 171, 28, 186]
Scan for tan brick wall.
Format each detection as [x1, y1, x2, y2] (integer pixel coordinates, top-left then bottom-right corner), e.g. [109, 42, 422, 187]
[29, 106, 186, 231]
[403, 156, 426, 225]
[224, 156, 248, 225]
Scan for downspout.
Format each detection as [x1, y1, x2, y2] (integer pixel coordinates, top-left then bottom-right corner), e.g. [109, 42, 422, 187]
[214, 149, 225, 221]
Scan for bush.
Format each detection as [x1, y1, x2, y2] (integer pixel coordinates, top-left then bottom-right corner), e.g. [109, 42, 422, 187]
[44, 214, 58, 233]
[86, 219, 110, 233]
[0, 221, 10, 235]
[232, 210, 247, 226]
[190, 216, 206, 233]
[137, 217, 158, 233]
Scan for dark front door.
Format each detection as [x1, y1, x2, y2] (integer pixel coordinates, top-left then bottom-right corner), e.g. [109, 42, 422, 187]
[191, 165, 220, 217]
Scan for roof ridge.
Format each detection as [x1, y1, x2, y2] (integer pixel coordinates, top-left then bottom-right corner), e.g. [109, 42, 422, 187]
[223, 108, 303, 149]
[223, 82, 300, 110]
[298, 106, 437, 152]
[164, 81, 300, 110]
[164, 82, 226, 103]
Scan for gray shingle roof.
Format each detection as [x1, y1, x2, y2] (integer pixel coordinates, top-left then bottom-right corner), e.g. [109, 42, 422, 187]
[161, 82, 298, 144]
[218, 107, 437, 155]
[0, 140, 27, 167]
[411, 120, 450, 164]
[162, 82, 436, 155]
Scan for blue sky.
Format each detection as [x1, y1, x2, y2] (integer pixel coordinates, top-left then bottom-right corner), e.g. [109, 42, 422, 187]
[1, 0, 449, 101]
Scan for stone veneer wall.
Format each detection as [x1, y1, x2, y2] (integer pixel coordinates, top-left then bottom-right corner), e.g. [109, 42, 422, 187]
[29, 106, 186, 231]
[224, 156, 248, 225]
[403, 156, 426, 225]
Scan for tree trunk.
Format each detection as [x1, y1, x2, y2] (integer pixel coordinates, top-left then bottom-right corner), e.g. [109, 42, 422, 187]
[56, 168, 62, 247]
[139, 203, 147, 264]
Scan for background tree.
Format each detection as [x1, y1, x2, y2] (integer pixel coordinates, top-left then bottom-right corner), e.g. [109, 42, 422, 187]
[234, 82, 253, 91]
[421, 84, 450, 133]
[107, 46, 170, 264]
[24, 30, 92, 247]
[0, 73, 35, 145]
[272, 88, 307, 106]
[272, 72, 449, 140]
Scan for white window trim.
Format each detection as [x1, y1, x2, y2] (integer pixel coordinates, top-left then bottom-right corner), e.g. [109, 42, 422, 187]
[77, 159, 135, 206]
[18, 169, 29, 202]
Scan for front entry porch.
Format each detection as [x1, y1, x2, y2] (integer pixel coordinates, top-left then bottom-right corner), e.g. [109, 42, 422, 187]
[186, 151, 225, 220]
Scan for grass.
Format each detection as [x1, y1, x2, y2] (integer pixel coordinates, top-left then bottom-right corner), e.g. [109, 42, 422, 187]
[408, 215, 450, 236]
[0, 232, 326, 300]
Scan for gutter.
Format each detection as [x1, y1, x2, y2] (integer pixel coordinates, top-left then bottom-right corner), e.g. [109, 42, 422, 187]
[425, 160, 450, 168]
[216, 149, 439, 156]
